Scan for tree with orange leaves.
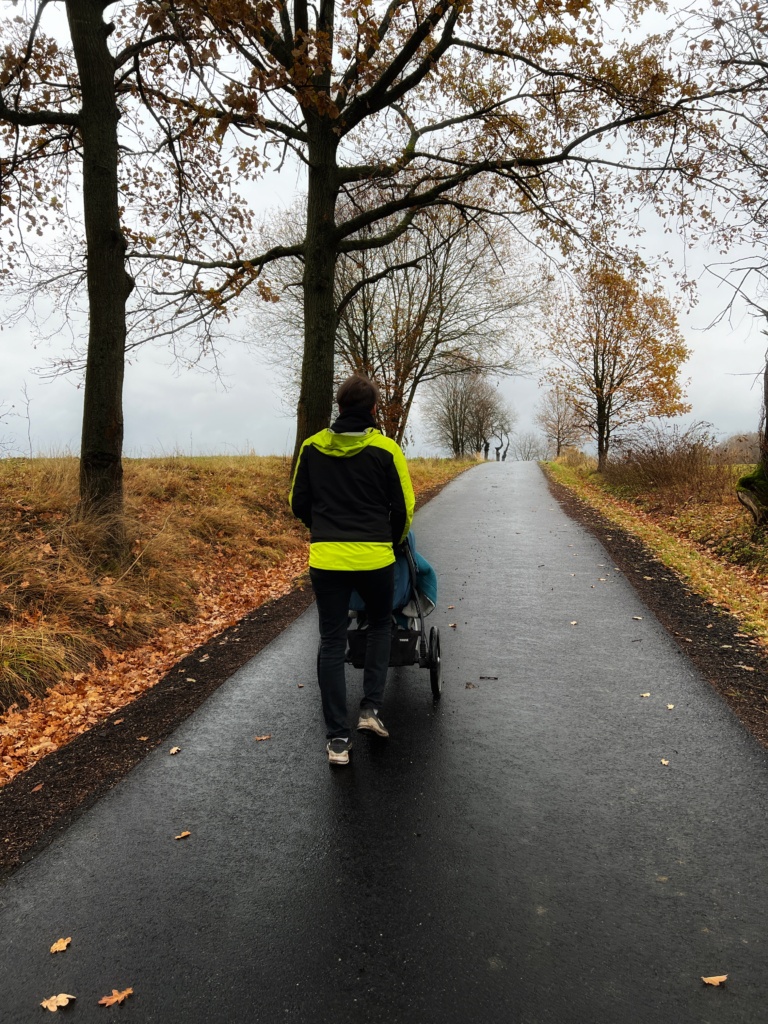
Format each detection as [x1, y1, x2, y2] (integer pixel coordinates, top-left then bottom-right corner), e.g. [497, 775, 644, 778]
[543, 264, 690, 471]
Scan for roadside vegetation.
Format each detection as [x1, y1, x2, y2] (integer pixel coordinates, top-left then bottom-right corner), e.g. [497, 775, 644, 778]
[0, 454, 472, 785]
[544, 425, 768, 645]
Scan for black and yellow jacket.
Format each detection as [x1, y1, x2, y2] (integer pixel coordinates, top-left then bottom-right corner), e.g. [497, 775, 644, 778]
[289, 409, 415, 571]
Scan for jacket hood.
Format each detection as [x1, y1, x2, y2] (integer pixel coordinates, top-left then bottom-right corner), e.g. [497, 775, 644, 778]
[309, 427, 382, 458]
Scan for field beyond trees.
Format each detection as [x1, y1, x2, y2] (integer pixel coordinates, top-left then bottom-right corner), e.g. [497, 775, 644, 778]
[0, 454, 472, 786]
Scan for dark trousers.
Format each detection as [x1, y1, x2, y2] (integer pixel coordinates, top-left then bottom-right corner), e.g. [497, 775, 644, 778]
[309, 564, 395, 739]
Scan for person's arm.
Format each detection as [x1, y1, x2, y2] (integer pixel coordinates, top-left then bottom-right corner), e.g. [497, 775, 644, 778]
[388, 445, 415, 544]
[289, 443, 312, 529]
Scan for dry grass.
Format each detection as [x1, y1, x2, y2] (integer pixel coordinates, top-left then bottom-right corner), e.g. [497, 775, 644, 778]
[602, 422, 735, 511]
[0, 453, 471, 714]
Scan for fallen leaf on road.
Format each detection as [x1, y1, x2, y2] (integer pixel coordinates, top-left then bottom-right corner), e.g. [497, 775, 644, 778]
[138, 736, 149, 742]
[640, 693, 650, 698]
[447, 605, 455, 609]
[660, 759, 670, 766]
[297, 683, 304, 688]
[570, 621, 578, 626]
[32, 783, 44, 793]
[701, 975, 727, 986]
[449, 623, 457, 628]
[667, 704, 675, 710]
[643, 576, 653, 580]
[254, 734, 272, 741]
[40, 994, 75, 1011]
[633, 616, 643, 621]
[169, 747, 181, 755]
[737, 664, 756, 672]
[50, 937, 71, 954]
[98, 988, 133, 1006]
[174, 831, 191, 840]
[185, 677, 196, 682]
[113, 719, 123, 725]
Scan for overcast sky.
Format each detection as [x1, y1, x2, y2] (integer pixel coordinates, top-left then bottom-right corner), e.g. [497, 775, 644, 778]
[1, 165, 766, 459]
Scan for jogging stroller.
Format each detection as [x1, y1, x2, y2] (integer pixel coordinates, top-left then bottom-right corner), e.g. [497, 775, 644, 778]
[345, 532, 442, 698]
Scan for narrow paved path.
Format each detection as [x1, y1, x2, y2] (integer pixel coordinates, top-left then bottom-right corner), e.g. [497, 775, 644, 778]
[3, 463, 768, 1023]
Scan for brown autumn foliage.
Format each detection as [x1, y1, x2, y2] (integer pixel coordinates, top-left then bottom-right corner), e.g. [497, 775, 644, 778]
[0, 454, 470, 786]
[543, 262, 691, 472]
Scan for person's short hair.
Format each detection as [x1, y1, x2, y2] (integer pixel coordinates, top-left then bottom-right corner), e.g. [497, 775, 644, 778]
[336, 372, 379, 411]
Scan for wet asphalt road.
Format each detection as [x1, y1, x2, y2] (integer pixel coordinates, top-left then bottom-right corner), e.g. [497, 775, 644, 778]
[3, 462, 768, 1023]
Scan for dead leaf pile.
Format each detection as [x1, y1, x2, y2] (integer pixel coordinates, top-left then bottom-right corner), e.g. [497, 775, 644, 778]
[0, 548, 308, 786]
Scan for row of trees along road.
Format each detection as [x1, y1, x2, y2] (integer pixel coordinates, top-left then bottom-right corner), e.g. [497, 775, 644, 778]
[253, 200, 546, 445]
[2, 2, 768, 551]
[421, 372, 516, 460]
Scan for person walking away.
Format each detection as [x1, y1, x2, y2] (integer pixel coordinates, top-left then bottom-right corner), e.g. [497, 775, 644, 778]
[289, 373, 415, 765]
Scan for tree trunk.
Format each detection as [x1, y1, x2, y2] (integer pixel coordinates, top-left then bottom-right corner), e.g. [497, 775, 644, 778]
[66, 0, 132, 532]
[596, 399, 609, 472]
[293, 123, 340, 464]
[736, 350, 768, 526]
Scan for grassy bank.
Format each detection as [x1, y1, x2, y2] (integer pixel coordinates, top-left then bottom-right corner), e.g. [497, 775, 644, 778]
[0, 454, 473, 784]
[544, 459, 768, 646]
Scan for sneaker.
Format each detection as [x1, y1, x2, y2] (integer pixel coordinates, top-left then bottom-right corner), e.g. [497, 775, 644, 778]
[327, 738, 352, 765]
[357, 708, 389, 738]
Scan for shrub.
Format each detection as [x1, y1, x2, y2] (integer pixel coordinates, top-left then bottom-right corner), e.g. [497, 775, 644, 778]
[603, 421, 735, 508]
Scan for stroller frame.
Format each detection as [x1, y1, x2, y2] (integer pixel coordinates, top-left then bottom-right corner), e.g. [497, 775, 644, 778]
[345, 541, 442, 698]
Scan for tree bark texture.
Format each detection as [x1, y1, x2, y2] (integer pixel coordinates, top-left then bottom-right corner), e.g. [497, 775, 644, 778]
[293, 123, 340, 464]
[596, 400, 609, 472]
[66, 0, 132, 519]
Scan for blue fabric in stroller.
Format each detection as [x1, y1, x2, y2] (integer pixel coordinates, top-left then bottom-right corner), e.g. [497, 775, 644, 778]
[346, 530, 441, 685]
[349, 531, 437, 625]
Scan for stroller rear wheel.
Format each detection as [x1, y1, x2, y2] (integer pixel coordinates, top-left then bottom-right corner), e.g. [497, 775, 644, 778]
[429, 626, 442, 699]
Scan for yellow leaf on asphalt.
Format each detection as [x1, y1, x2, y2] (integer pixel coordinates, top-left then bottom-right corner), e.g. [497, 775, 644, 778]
[138, 736, 149, 742]
[50, 937, 71, 954]
[667, 704, 675, 710]
[640, 693, 650, 698]
[570, 621, 578, 626]
[98, 988, 133, 1006]
[40, 993, 75, 1011]
[660, 759, 670, 766]
[169, 747, 181, 755]
[174, 831, 191, 840]
[254, 734, 272, 741]
[633, 616, 643, 621]
[701, 975, 727, 986]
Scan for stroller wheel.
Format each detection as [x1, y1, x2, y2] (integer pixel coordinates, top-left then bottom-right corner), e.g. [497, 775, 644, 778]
[429, 626, 442, 699]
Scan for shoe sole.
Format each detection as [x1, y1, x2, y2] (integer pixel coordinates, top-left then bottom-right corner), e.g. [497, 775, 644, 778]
[357, 719, 389, 738]
[328, 752, 350, 765]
